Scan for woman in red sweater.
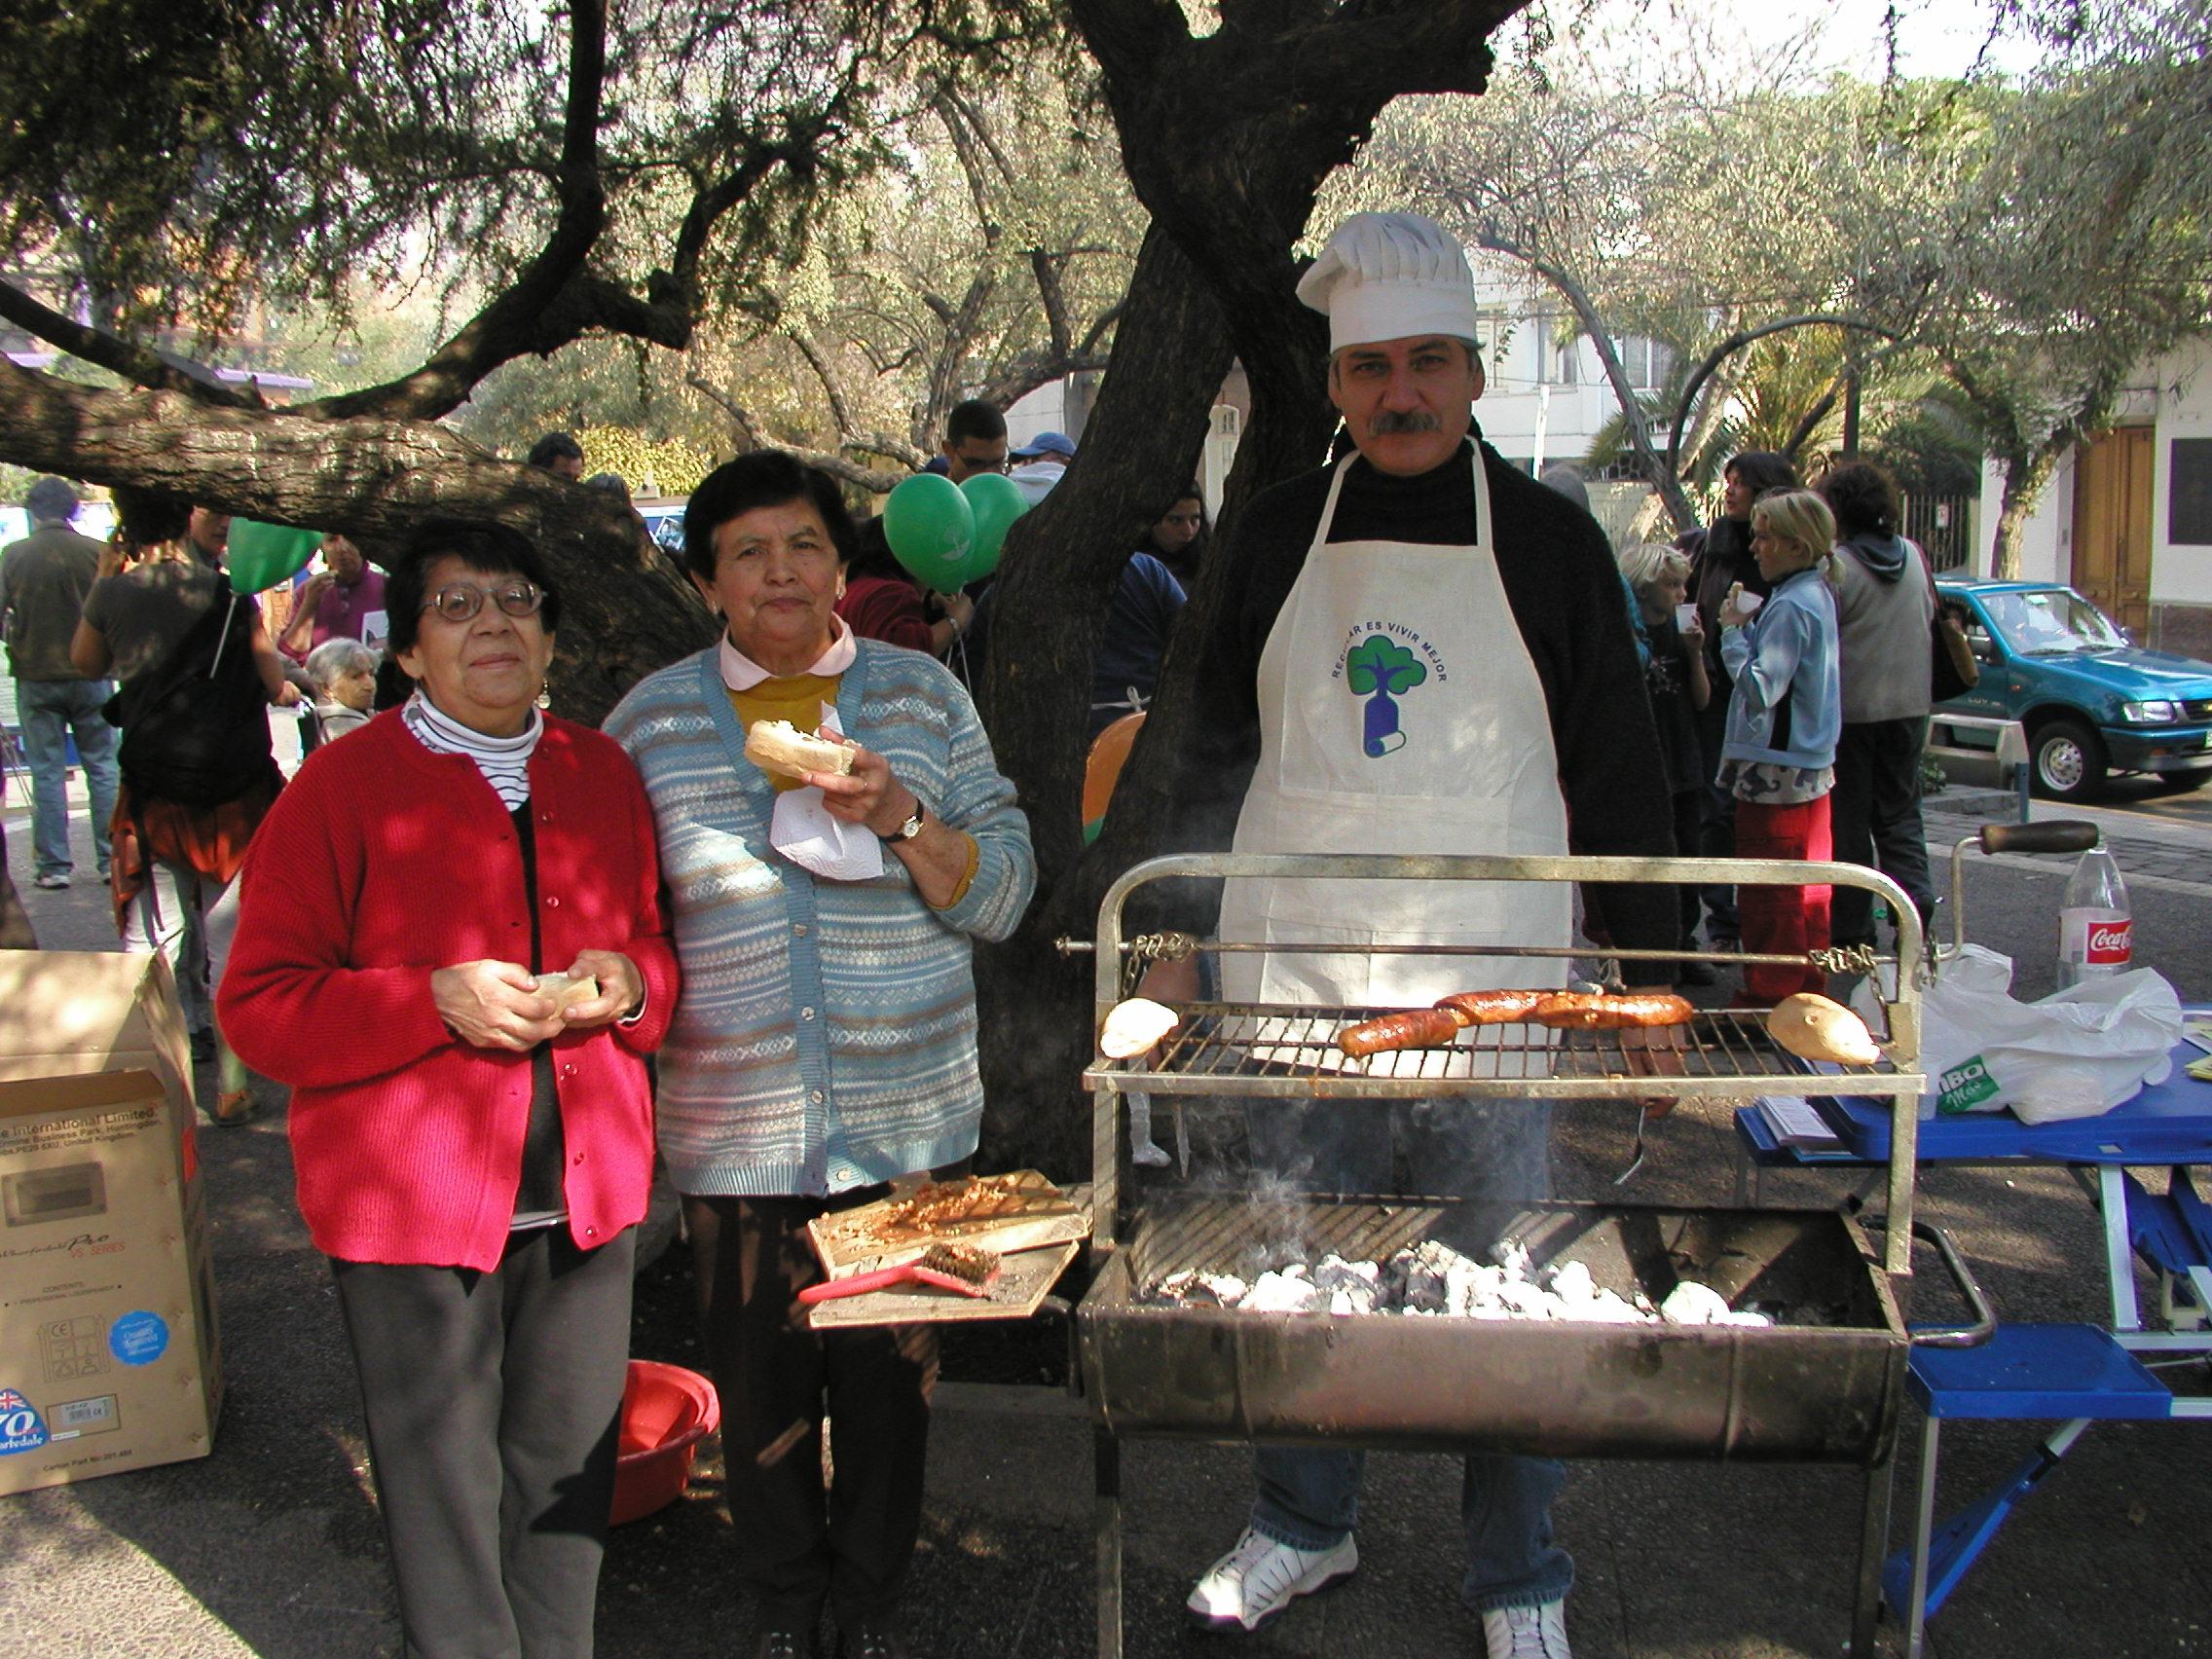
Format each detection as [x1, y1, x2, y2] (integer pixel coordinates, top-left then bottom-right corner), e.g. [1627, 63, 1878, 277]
[219, 520, 678, 1659]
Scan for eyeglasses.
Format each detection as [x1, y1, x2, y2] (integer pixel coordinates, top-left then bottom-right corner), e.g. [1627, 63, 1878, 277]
[421, 579, 543, 623]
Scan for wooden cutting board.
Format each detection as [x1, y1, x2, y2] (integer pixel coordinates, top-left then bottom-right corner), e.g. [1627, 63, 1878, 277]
[804, 1239, 1083, 1330]
[807, 1170, 1091, 1281]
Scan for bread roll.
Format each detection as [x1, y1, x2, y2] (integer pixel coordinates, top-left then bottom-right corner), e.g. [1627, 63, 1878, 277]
[744, 719, 855, 782]
[1099, 997, 1180, 1059]
[534, 972, 602, 1014]
[1766, 993, 1882, 1065]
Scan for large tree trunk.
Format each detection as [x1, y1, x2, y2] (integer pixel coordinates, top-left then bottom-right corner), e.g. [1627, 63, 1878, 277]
[969, 225, 1235, 1175]
[1989, 449, 2059, 580]
[0, 363, 716, 720]
[968, 0, 1520, 1179]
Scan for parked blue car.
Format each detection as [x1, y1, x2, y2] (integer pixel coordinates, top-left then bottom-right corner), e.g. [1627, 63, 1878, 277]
[1936, 579, 2212, 800]
[638, 498, 687, 557]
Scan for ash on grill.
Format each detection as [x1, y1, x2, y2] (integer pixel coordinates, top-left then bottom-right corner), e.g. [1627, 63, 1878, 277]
[1145, 1236, 1772, 1328]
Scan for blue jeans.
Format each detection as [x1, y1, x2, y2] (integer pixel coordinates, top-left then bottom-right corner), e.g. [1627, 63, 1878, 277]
[16, 679, 118, 877]
[1244, 1097, 1575, 1612]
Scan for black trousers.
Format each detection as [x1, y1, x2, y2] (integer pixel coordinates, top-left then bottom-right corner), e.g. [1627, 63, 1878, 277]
[1829, 717, 1936, 947]
[687, 1193, 937, 1630]
[1692, 692, 1739, 938]
[1669, 787, 1704, 966]
[331, 1225, 637, 1659]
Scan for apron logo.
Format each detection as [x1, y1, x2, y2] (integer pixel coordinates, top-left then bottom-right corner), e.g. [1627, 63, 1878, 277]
[1343, 634, 1428, 756]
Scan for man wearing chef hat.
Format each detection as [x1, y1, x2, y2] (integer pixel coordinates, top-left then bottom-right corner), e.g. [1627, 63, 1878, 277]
[1143, 212, 1677, 1658]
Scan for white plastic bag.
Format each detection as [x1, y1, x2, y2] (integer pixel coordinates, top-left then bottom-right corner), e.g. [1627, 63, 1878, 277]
[1851, 945, 2182, 1124]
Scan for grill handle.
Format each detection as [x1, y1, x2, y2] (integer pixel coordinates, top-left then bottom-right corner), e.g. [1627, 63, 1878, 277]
[1906, 1222, 1997, 1348]
[1942, 820, 2101, 966]
[1976, 821, 2098, 856]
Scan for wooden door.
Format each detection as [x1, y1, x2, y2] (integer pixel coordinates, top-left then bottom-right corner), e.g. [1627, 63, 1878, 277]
[2070, 426, 2155, 637]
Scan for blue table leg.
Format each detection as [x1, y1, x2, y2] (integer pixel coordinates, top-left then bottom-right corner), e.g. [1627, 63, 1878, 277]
[1886, 1416, 2091, 1655]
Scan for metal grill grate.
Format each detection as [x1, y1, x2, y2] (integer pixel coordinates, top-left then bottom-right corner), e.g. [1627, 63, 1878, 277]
[1085, 1001, 1895, 1100]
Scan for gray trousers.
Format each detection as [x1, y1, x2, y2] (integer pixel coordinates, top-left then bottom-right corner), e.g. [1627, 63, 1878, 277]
[332, 1225, 636, 1659]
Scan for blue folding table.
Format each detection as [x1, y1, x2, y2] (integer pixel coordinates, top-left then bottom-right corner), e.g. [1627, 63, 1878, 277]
[1735, 1037, 2212, 1659]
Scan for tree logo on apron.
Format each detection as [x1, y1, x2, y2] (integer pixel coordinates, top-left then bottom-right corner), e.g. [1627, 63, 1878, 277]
[1344, 634, 1427, 756]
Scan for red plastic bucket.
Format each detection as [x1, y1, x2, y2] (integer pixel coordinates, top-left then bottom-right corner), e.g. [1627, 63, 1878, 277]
[609, 1359, 720, 1526]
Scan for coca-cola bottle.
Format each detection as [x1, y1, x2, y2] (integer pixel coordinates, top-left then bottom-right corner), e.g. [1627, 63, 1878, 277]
[2056, 844, 2132, 990]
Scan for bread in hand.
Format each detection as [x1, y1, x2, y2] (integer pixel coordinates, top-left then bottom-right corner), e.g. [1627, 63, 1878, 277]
[744, 719, 855, 782]
[534, 972, 602, 1014]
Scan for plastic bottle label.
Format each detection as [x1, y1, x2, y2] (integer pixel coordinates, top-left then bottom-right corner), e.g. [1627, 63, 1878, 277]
[2059, 910, 2131, 969]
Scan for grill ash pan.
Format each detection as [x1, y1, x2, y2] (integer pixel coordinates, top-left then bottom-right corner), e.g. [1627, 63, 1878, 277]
[1078, 1198, 1906, 1462]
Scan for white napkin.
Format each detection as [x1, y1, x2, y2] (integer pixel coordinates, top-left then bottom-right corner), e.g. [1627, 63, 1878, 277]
[766, 706, 883, 882]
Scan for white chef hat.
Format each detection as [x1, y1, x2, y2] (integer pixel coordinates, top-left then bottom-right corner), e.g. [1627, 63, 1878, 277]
[1297, 212, 1481, 355]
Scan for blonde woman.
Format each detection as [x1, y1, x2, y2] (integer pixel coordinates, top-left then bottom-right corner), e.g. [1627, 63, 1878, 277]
[1715, 489, 1841, 1006]
[1618, 541, 1712, 983]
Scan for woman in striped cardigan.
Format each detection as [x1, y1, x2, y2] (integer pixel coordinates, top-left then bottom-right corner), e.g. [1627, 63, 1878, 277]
[605, 453, 1035, 1659]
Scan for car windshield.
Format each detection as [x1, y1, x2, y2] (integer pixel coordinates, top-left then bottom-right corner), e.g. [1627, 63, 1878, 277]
[1979, 589, 2125, 655]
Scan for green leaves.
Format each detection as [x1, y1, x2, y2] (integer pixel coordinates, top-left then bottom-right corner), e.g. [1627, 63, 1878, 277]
[1345, 634, 1425, 697]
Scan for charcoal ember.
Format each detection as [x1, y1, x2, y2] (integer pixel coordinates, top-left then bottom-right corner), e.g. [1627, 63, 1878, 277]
[1659, 1280, 1773, 1328]
[1243, 1268, 1322, 1313]
[1313, 1252, 1382, 1315]
[1548, 1259, 1648, 1324]
[1145, 1270, 1249, 1307]
[1140, 1236, 1755, 1327]
[1384, 1244, 1444, 1310]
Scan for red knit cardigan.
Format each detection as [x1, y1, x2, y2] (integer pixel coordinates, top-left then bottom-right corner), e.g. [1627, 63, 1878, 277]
[218, 711, 679, 1270]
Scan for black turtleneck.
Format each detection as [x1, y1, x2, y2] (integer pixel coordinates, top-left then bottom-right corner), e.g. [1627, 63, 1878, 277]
[1690, 516, 1770, 685]
[1147, 435, 1677, 957]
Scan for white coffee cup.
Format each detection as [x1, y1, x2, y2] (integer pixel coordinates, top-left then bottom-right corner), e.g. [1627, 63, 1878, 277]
[1675, 603, 1698, 632]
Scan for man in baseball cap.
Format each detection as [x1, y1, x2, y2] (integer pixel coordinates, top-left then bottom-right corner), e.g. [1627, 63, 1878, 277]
[1140, 211, 1675, 1659]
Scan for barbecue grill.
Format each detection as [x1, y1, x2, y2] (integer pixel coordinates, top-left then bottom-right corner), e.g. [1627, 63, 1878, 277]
[1065, 852, 1994, 1658]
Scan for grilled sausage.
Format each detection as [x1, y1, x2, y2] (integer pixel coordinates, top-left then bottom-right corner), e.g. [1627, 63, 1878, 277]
[1435, 989, 1548, 1026]
[1337, 1007, 1464, 1057]
[1530, 991, 1695, 1030]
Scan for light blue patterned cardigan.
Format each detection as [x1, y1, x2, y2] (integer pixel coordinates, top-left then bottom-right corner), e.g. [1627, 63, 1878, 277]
[604, 642, 1037, 1197]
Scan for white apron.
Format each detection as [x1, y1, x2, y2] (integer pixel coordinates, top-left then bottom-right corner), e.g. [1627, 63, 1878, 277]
[1217, 451, 1571, 1009]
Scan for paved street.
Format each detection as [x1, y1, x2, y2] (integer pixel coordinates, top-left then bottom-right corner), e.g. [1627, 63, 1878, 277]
[2, 765, 2209, 1659]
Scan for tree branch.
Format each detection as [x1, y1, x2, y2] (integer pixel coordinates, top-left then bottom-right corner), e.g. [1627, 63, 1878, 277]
[686, 370, 908, 492]
[1472, 226, 1700, 534]
[1665, 314, 1897, 481]
[0, 281, 258, 408]
[304, 44, 846, 425]
[1031, 251, 1075, 361]
[786, 319, 859, 436]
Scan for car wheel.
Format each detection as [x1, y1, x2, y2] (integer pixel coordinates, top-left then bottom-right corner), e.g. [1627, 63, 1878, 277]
[2030, 717, 2108, 800]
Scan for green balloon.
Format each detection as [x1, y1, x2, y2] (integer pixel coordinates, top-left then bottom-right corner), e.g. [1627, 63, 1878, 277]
[227, 520, 323, 596]
[959, 471, 1028, 579]
[882, 473, 976, 595]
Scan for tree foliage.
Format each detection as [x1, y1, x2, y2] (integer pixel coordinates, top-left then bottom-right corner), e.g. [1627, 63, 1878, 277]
[0, 0, 1063, 717]
[1319, 2, 2210, 563]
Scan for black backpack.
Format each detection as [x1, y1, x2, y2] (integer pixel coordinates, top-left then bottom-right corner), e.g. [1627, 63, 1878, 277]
[104, 595, 280, 808]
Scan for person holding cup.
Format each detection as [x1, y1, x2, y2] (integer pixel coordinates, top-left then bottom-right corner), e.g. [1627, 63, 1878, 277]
[1715, 489, 1842, 1006]
[1618, 542, 1712, 984]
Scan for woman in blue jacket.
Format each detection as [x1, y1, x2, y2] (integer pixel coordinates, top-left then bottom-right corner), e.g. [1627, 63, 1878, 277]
[1717, 488, 1841, 1005]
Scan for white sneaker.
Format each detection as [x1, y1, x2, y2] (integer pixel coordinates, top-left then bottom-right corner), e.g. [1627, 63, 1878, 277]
[1481, 1601, 1571, 1659]
[1185, 1526, 1358, 1631]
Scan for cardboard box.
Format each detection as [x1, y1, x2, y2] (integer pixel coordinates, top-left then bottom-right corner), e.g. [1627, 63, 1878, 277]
[0, 951, 222, 1496]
